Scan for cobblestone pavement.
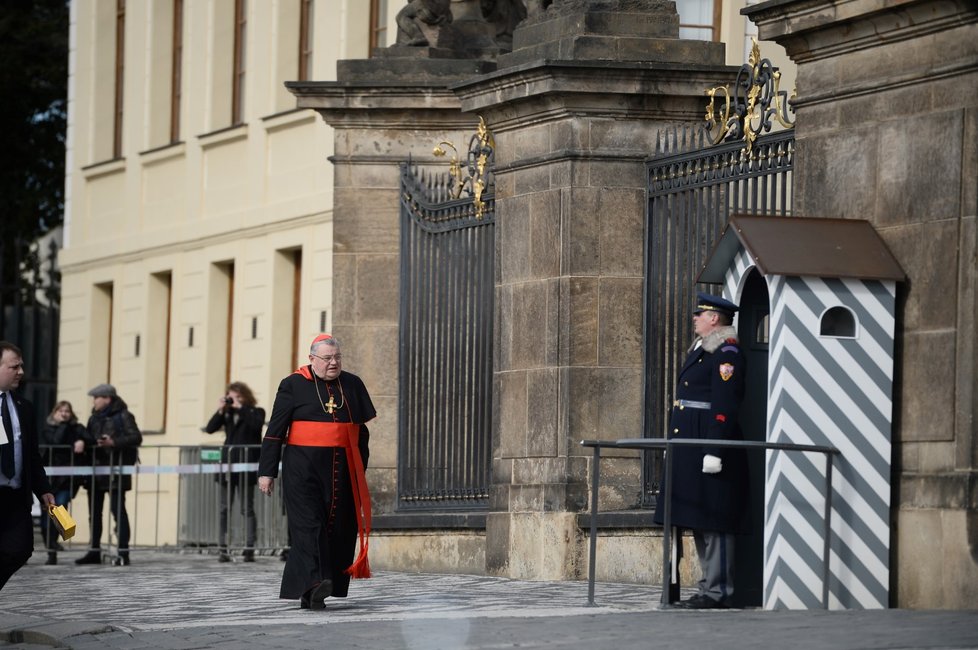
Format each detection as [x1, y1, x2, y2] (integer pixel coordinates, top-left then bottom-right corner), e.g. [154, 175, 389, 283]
[2, 550, 977, 649]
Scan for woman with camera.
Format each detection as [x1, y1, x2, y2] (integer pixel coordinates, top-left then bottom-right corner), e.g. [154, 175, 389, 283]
[204, 381, 265, 562]
[39, 401, 88, 565]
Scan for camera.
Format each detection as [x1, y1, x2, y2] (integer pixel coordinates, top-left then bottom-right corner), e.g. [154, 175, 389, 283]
[224, 396, 233, 406]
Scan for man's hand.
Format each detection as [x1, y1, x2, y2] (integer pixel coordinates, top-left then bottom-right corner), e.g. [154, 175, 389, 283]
[41, 492, 55, 507]
[702, 454, 722, 474]
[259, 476, 274, 496]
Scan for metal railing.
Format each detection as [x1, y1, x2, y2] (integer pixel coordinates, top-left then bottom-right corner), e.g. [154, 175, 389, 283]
[39, 444, 288, 559]
[580, 437, 840, 609]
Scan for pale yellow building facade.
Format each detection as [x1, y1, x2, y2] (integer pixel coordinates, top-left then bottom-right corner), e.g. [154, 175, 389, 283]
[60, 0, 787, 549]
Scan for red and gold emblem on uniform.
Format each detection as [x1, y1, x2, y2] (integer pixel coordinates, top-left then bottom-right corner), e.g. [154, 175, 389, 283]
[719, 363, 735, 381]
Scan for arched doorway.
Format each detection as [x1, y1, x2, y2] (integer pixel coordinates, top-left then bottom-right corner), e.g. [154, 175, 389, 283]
[733, 268, 768, 607]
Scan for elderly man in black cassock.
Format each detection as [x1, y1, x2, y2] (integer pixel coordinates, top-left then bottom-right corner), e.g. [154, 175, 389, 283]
[258, 334, 375, 610]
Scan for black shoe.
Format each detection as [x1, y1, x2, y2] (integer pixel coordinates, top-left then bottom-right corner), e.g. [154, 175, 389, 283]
[218, 553, 231, 563]
[305, 580, 333, 611]
[678, 594, 727, 610]
[242, 551, 255, 563]
[112, 554, 130, 566]
[75, 551, 101, 565]
[280, 549, 289, 562]
[45, 552, 58, 566]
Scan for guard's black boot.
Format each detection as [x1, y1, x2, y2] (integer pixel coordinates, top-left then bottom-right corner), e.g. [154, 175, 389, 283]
[242, 549, 255, 563]
[45, 552, 58, 566]
[75, 551, 101, 565]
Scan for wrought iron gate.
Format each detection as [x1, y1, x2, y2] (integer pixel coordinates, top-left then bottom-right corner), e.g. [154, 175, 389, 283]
[641, 41, 796, 505]
[397, 122, 495, 510]
[1, 236, 60, 430]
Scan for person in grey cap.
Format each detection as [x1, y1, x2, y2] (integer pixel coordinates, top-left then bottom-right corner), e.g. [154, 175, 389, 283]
[75, 383, 142, 566]
[653, 292, 749, 609]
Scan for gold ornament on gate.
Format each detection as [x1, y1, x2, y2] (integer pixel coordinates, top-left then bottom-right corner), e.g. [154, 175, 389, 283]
[433, 116, 496, 219]
[705, 38, 795, 154]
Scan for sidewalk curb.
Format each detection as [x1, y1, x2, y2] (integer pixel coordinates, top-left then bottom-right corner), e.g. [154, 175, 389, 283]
[1, 613, 120, 648]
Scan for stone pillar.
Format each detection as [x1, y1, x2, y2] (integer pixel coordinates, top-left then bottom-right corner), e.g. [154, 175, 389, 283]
[453, 0, 738, 579]
[288, 56, 495, 516]
[744, 0, 978, 607]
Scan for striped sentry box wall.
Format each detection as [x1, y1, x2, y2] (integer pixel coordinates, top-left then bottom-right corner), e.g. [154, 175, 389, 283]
[720, 245, 896, 609]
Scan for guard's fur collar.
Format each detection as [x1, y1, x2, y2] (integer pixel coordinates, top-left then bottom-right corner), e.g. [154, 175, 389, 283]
[699, 326, 739, 353]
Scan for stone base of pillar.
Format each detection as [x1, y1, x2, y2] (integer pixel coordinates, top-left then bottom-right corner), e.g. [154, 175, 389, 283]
[370, 530, 487, 575]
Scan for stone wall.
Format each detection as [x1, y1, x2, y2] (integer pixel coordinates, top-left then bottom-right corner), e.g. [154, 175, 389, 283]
[746, 0, 978, 608]
[455, 0, 738, 579]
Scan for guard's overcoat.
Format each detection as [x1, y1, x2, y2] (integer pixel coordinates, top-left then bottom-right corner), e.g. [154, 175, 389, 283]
[653, 326, 749, 534]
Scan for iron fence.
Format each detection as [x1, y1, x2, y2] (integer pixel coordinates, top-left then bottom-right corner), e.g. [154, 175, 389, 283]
[38, 445, 288, 561]
[396, 160, 495, 511]
[1, 237, 60, 430]
[581, 437, 839, 609]
[641, 126, 795, 506]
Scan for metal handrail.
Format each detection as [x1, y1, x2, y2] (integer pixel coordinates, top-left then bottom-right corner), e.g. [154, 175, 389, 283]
[580, 437, 840, 609]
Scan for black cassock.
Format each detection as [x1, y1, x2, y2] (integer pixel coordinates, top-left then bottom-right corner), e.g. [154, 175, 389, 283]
[258, 367, 375, 599]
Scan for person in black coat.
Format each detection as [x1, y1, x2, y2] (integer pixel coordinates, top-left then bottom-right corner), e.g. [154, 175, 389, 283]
[39, 400, 88, 565]
[75, 384, 142, 566]
[0, 341, 54, 591]
[653, 293, 749, 609]
[204, 381, 265, 562]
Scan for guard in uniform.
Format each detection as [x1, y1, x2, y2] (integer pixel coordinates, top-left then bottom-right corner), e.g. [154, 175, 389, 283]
[654, 292, 749, 609]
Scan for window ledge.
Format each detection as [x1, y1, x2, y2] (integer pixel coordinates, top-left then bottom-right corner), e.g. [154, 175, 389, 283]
[262, 108, 317, 133]
[198, 123, 248, 150]
[139, 141, 186, 166]
[81, 157, 126, 181]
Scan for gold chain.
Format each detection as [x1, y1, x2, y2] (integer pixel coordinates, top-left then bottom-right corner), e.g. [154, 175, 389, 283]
[313, 373, 345, 415]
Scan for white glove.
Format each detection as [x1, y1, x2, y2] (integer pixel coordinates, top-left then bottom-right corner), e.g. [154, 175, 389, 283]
[702, 454, 722, 474]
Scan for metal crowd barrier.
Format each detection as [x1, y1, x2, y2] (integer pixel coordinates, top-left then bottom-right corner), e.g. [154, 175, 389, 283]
[580, 437, 841, 609]
[39, 445, 289, 559]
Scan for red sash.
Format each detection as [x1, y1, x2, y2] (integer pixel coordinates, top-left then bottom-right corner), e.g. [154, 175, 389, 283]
[287, 420, 371, 579]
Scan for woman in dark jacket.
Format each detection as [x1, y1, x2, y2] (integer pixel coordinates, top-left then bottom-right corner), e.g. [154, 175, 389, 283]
[204, 381, 265, 562]
[39, 401, 88, 565]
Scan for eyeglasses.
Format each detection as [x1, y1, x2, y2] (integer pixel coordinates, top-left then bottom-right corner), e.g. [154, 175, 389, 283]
[310, 353, 342, 364]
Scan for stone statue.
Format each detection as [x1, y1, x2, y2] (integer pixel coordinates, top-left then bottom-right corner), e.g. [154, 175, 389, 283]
[395, 0, 453, 46]
[481, 0, 527, 49]
[524, 0, 554, 16]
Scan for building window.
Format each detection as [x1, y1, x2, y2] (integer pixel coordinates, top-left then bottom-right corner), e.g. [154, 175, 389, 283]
[369, 0, 388, 52]
[93, 282, 115, 383]
[232, 0, 247, 125]
[114, 0, 126, 158]
[170, 0, 183, 142]
[146, 272, 172, 431]
[819, 306, 857, 339]
[676, 0, 720, 41]
[298, 0, 314, 81]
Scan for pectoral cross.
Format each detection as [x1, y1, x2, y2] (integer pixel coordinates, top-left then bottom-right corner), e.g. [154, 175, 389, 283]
[325, 395, 337, 414]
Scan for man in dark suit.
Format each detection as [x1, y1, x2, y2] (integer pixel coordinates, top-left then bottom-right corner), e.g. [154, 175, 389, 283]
[0, 340, 55, 591]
